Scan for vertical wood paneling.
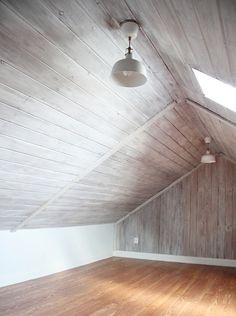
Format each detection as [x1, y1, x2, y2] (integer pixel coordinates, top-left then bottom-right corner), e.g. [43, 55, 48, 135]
[189, 171, 198, 257]
[205, 162, 213, 257]
[139, 200, 159, 253]
[233, 167, 236, 259]
[210, 162, 218, 258]
[225, 159, 233, 258]
[116, 156, 236, 259]
[183, 174, 191, 255]
[1, 0, 236, 230]
[159, 192, 167, 254]
[217, 157, 226, 258]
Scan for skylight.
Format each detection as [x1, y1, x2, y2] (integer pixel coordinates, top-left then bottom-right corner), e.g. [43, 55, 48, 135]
[192, 68, 236, 112]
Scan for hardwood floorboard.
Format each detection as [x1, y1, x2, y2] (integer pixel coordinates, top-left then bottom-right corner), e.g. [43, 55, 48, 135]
[1, 258, 236, 315]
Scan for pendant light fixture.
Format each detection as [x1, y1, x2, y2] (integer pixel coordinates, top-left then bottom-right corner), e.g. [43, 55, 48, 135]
[201, 136, 216, 163]
[110, 20, 147, 87]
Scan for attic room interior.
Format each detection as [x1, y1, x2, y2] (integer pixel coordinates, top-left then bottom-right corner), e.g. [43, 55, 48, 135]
[1, 0, 236, 315]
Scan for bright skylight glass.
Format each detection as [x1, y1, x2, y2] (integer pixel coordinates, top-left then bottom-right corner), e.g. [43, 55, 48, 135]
[192, 68, 236, 112]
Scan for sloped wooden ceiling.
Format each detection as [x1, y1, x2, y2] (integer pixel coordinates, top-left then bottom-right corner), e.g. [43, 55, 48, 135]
[120, 0, 236, 124]
[0, 0, 236, 230]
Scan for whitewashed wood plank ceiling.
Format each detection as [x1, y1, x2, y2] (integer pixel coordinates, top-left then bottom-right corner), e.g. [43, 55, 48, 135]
[0, 0, 235, 229]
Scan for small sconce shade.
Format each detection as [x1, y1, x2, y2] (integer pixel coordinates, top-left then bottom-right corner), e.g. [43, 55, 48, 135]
[201, 149, 216, 164]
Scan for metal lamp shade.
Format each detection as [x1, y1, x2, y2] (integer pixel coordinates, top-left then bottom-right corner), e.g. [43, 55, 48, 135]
[111, 53, 147, 87]
[201, 150, 216, 163]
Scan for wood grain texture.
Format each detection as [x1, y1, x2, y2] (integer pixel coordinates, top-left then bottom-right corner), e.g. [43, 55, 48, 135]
[22, 104, 207, 229]
[1, 257, 236, 315]
[114, 0, 236, 124]
[116, 156, 236, 259]
[0, 0, 180, 230]
[0, 0, 236, 229]
[191, 102, 236, 164]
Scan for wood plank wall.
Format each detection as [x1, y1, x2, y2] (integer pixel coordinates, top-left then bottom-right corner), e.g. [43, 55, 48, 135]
[116, 156, 236, 259]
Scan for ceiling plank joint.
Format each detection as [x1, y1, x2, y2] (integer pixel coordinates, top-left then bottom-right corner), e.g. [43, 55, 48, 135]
[12, 101, 176, 231]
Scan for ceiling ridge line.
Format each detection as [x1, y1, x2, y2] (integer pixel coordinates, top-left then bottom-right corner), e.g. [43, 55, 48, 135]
[122, 0, 181, 100]
[218, 152, 236, 166]
[11, 101, 176, 232]
[186, 99, 236, 129]
[115, 162, 203, 225]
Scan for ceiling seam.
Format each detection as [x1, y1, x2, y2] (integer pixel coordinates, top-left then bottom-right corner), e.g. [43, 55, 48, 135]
[219, 153, 236, 166]
[187, 99, 236, 157]
[115, 125, 236, 227]
[116, 161, 203, 225]
[122, 0, 184, 102]
[11, 101, 176, 232]
[186, 99, 236, 130]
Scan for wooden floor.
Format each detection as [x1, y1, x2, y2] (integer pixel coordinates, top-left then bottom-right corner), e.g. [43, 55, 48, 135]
[1, 258, 236, 316]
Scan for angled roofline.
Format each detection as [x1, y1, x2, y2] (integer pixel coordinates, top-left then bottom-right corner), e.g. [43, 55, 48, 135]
[116, 152, 236, 225]
[11, 101, 176, 232]
[186, 99, 236, 130]
[116, 162, 202, 224]
[218, 152, 236, 166]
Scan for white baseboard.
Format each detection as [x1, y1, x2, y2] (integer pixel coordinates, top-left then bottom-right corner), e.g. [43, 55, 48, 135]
[113, 251, 236, 268]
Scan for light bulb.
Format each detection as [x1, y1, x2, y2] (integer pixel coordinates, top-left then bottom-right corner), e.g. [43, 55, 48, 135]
[123, 71, 133, 77]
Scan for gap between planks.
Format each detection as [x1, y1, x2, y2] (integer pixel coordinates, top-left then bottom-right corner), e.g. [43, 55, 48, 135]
[11, 101, 176, 232]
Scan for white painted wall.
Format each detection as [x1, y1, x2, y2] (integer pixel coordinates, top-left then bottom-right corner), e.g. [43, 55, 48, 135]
[0, 223, 114, 287]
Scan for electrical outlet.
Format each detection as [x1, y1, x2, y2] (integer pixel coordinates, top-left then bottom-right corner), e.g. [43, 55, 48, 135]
[133, 236, 139, 244]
